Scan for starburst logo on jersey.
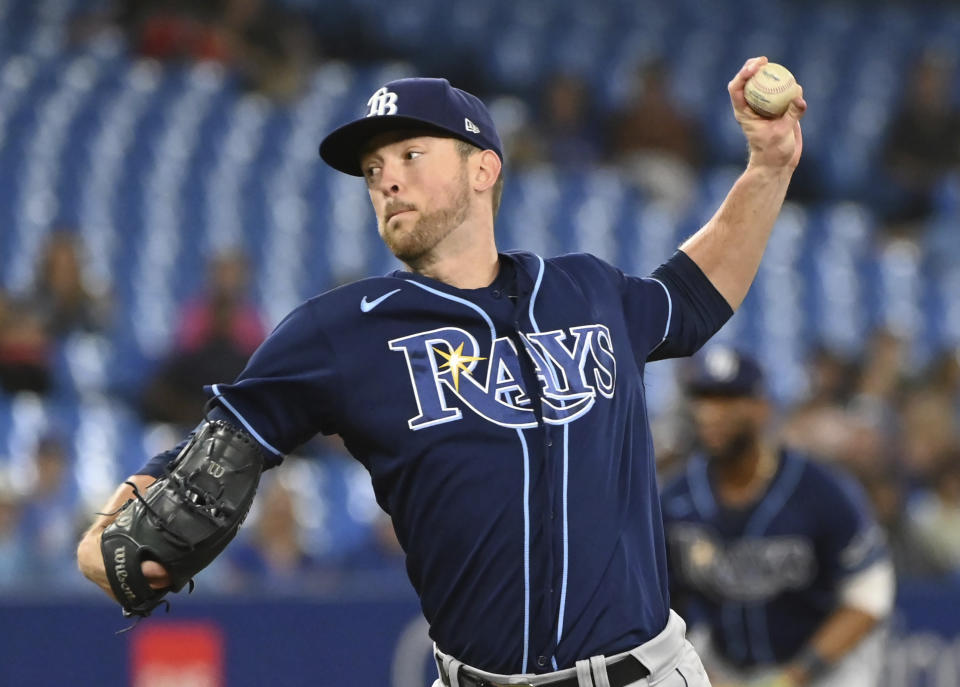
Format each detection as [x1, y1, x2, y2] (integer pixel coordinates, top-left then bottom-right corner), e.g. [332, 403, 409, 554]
[432, 343, 486, 393]
[388, 325, 616, 430]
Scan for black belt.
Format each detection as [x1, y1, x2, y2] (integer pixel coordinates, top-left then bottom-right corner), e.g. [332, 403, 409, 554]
[437, 655, 650, 687]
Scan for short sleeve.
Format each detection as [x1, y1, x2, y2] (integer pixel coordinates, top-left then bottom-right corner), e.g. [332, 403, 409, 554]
[622, 275, 675, 361]
[815, 468, 889, 578]
[207, 298, 342, 459]
[599, 251, 733, 363]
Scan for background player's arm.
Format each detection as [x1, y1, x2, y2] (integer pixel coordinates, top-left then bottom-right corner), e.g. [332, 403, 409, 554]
[76, 475, 171, 599]
[780, 606, 879, 685]
[782, 556, 895, 685]
[679, 56, 806, 310]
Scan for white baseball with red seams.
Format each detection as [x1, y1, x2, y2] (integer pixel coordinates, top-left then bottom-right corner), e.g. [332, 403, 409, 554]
[744, 62, 800, 118]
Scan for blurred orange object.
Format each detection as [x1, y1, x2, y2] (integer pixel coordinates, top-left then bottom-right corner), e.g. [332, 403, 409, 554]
[131, 621, 225, 687]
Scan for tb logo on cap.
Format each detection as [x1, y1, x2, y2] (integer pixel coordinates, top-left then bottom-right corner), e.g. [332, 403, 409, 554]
[366, 87, 398, 117]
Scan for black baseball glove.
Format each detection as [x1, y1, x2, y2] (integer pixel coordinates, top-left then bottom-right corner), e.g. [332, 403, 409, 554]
[100, 419, 265, 618]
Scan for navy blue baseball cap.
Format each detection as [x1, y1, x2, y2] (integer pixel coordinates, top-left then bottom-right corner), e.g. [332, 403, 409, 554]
[319, 78, 504, 176]
[685, 346, 766, 398]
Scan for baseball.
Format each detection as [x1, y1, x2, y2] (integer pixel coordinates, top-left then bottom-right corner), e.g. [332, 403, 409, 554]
[744, 62, 800, 118]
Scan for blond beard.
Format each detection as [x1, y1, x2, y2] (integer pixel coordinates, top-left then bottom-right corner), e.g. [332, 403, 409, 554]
[382, 169, 471, 267]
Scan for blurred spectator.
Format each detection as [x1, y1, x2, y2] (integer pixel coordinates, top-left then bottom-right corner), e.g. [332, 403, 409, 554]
[174, 250, 265, 356]
[217, 467, 324, 594]
[0, 292, 53, 394]
[0, 477, 29, 590]
[784, 330, 908, 471]
[140, 250, 266, 428]
[781, 345, 859, 457]
[493, 97, 545, 172]
[119, 0, 315, 101]
[650, 406, 697, 485]
[520, 73, 603, 169]
[803, 344, 861, 408]
[605, 60, 701, 209]
[831, 403, 896, 481]
[920, 345, 960, 401]
[900, 384, 959, 484]
[18, 434, 81, 588]
[121, 0, 229, 61]
[26, 230, 110, 339]
[854, 328, 907, 408]
[0, 230, 110, 395]
[221, 0, 315, 101]
[880, 49, 960, 232]
[860, 466, 950, 580]
[908, 452, 960, 575]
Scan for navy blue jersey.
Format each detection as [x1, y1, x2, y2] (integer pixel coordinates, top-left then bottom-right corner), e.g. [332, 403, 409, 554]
[661, 450, 888, 668]
[143, 249, 731, 674]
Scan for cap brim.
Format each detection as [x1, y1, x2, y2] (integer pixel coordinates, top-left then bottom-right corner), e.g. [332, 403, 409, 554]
[319, 115, 459, 176]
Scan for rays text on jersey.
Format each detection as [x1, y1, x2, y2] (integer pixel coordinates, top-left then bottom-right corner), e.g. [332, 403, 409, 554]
[388, 324, 616, 430]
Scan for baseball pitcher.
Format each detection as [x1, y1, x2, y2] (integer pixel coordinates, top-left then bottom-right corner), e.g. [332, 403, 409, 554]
[78, 57, 806, 687]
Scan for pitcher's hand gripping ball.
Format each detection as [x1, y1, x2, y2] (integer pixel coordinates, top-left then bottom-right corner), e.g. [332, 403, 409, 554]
[744, 62, 800, 118]
[100, 420, 265, 617]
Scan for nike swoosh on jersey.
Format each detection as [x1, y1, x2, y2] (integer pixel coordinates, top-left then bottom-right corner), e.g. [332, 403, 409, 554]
[360, 289, 401, 312]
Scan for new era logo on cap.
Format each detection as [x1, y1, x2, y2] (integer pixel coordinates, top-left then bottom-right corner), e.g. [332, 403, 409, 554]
[318, 77, 503, 176]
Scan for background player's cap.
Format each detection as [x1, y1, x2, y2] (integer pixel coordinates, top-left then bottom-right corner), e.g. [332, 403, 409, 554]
[684, 346, 766, 398]
[319, 77, 503, 176]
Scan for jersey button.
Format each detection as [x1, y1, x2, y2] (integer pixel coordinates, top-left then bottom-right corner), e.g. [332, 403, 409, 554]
[536, 656, 548, 668]
[546, 438, 553, 447]
[491, 289, 502, 299]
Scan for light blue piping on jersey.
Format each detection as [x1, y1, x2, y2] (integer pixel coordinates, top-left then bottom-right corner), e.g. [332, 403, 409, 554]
[528, 255, 545, 328]
[210, 384, 284, 457]
[527, 256, 548, 672]
[745, 452, 805, 537]
[517, 425, 533, 673]
[687, 458, 748, 660]
[553, 419, 571, 670]
[404, 276, 531, 673]
[404, 280, 496, 340]
[527, 256, 570, 667]
[646, 278, 673, 348]
[744, 453, 805, 664]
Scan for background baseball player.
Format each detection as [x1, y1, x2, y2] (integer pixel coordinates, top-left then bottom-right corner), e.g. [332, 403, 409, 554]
[661, 346, 895, 687]
[78, 56, 805, 687]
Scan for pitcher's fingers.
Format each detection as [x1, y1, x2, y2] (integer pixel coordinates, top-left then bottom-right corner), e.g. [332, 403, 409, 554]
[784, 86, 807, 122]
[141, 560, 172, 590]
[728, 56, 769, 107]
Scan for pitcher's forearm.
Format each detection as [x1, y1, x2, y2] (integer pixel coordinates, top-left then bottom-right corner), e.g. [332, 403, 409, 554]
[76, 474, 157, 597]
[680, 163, 794, 310]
